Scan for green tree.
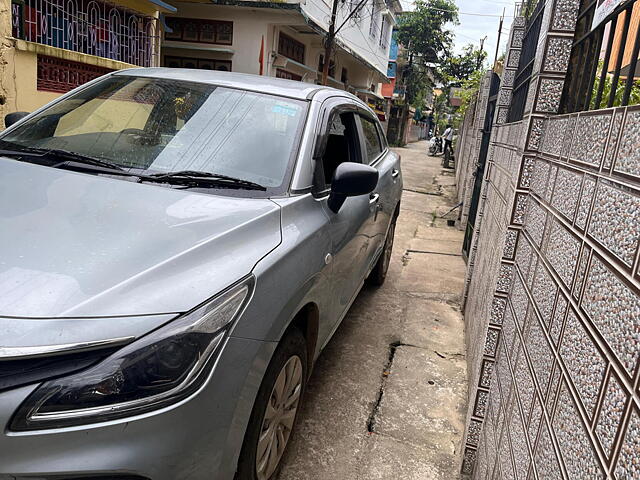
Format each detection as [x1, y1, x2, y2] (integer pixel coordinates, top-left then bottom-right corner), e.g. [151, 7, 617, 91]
[439, 44, 488, 86]
[395, 0, 458, 105]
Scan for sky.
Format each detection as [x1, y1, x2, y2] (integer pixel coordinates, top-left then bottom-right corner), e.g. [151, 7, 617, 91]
[399, 0, 516, 65]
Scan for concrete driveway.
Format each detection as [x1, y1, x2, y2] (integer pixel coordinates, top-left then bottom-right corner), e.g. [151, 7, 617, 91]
[278, 141, 468, 480]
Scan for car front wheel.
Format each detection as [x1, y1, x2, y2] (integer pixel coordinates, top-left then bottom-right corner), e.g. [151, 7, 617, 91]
[236, 327, 307, 480]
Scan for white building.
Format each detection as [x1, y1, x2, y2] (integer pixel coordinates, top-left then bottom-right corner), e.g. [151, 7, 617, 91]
[161, 0, 401, 103]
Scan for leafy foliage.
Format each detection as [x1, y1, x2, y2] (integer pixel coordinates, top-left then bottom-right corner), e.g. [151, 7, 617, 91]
[438, 44, 488, 86]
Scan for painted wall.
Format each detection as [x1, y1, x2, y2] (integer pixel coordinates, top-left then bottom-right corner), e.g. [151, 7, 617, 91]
[459, 0, 640, 477]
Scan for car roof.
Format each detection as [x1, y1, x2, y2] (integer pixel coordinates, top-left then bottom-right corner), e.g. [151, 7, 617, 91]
[113, 68, 355, 101]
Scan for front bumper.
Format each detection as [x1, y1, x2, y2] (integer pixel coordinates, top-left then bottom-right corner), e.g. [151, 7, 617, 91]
[0, 336, 277, 480]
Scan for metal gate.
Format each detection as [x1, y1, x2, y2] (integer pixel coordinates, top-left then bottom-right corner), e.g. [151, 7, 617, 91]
[462, 72, 501, 259]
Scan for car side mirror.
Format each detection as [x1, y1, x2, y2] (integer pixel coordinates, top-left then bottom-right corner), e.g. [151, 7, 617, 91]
[328, 162, 378, 213]
[4, 111, 29, 128]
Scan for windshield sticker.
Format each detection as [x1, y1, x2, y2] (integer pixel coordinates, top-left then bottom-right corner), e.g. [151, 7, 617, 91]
[272, 104, 299, 117]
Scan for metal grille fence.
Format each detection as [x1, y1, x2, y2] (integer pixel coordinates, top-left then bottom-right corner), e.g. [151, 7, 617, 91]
[506, 0, 544, 122]
[560, 0, 640, 112]
[11, 0, 159, 67]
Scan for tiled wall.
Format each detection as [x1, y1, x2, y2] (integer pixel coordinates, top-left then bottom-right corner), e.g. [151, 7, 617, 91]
[457, 0, 640, 477]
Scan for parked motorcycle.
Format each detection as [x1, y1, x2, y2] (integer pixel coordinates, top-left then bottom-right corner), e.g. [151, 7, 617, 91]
[428, 136, 442, 155]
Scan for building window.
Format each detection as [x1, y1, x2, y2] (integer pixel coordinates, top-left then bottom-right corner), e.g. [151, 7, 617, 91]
[341, 67, 348, 83]
[164, 56, 231, 71]
[37, 55, 112, 93]
[276, 69, 303, 81]
[379, 15, 390, 49]
[11, 0, 158, 67]
[369, 0, 380, 39]
[164, 18, 233, 45]
[278, 33, 305, 64]
[349, 0, 362, 23]
[318, 54, 336, 78]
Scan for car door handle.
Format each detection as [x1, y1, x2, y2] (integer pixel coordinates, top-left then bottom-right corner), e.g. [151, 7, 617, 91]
[391, 169, 400, 178]
[369, 193, 380, 204]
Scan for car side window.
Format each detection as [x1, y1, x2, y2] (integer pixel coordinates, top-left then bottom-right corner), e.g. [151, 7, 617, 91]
[359, 115, 383, 164]
[320, 111, 361, 186]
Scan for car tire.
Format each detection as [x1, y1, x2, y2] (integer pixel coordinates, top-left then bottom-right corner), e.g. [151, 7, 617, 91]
[367, 214, 397, 286]
[235, 327, 308, 480]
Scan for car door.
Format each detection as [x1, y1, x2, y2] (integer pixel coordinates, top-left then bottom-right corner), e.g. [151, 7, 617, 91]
[357, 111, 401, 270]
[313, 101, 377, 331]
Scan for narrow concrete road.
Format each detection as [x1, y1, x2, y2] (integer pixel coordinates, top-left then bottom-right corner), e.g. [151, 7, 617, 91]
[278, 141, 468, 480]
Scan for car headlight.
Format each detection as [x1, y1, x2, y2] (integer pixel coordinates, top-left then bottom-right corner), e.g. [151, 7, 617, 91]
[10, 277, 253, 431]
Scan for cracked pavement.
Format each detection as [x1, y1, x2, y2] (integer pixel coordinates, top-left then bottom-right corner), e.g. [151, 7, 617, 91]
[278, 141, 468, 480]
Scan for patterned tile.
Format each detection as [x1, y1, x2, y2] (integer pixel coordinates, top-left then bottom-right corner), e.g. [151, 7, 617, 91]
[507, 49, 521, 68]
[503, 303, 519, 356]
[550, 0, 580, 31]
[525, 198, 547, 248]
[550, 167, 581, 221]
[498, 343, 514, 406]
[515, 234, 534, 280]
[485, 328, 501, 357]
[509, 402, 530, 476]
[573, 245, 591, 299]
[575, 175, 596, 230]
[605, 109, 624, 170]
[559, 309, 606, 418]
[532, 264, 558, 326]
[582, 257, 640, 375]
[480, 359, 495, 388]
[504, 229, 519, 260]
[514, 340, 536, 419]
[511, 273, 529, 329]
[491, 296, 508, 326]
[545, 218, 580, 288]
[562, 114, 577, 158]
[554, 383, 604, 479]
[502, 69, 516, 88]
[497, 263, 515, 293]
[536, 78, 564, 113]
[547, 362, 562, 408]
[531, 159, 551, 199]
[475, 389, 490, 418]
[550, 292, 568, 346]
[498, 89, 513, 107]
[512, 28, 524, 48]
[533, 419, 563, 480]
[528, 395, 543, 445]
[614, 408, 640, 479]
[543, 36, 573, 72]
[540, 117, 566, 157]
[519, 157, 536, 189]
[462, 447, 477, 475]
[615, 109, 640, 177]
[595, 373, 627, 459]
[468, 419, 483, 446]
[513, 193, 528, 225]
[569, 113, 611, 166]
[499, 434, 516, 480]
[588, 182, 640, 267]
[525, 311, 554, 392]
[527, 118, 545, 151]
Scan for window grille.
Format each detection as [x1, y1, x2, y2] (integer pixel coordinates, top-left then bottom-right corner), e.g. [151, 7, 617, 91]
[278, 33, 305, 64]
[369, 0, 380, 39]
[11, 0, 158, 67]
[164, 17, 233, 45]
[559, 0, 640, 112]
[37, 54, 112, 93]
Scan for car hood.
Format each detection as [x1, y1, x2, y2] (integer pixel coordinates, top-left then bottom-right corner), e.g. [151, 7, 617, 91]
[0, 158, 282, 318]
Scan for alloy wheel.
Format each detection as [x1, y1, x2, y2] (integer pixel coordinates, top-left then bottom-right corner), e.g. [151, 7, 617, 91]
[255, 355, 303, 480]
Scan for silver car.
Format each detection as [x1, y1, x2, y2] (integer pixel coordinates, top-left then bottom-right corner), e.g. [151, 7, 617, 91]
[0, 69, 402, 480]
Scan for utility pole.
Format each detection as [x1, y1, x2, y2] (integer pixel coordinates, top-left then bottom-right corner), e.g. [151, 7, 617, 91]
[477, 36, 487, 70]
[493, 8, 505, 70]
[322, 0, 371, 85]
[321, 0, 340, 85]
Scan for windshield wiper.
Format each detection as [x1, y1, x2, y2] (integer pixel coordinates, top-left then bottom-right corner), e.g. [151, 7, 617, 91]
[0, 145, 126, 172]
[142, 170, 267, 191]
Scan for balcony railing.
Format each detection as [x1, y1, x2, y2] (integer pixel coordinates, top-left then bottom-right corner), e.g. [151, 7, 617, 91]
[11, 0, 159, 67]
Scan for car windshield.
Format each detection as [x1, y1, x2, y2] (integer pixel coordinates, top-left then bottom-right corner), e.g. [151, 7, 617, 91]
[0, 75, 307, 190]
